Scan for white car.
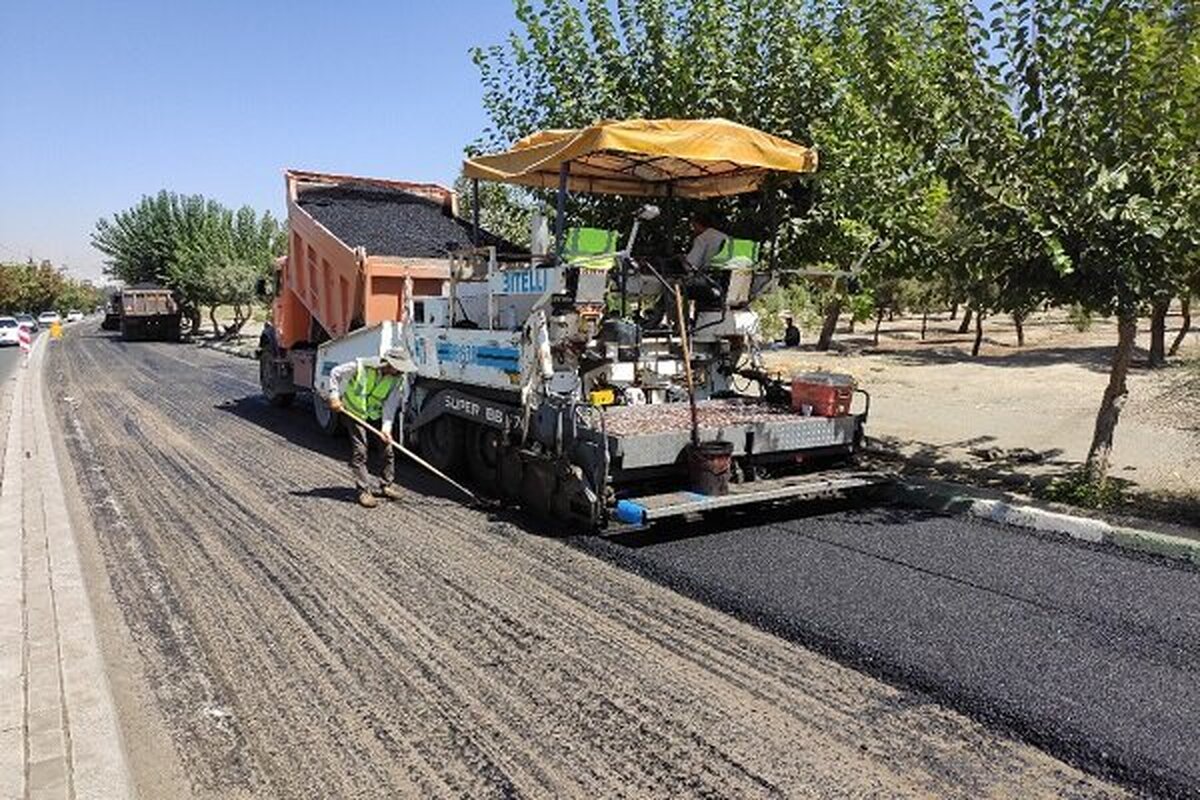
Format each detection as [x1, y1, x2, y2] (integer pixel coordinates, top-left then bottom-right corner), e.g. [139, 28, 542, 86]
[0, 316, 20, 346]
[66, 310, 84, 323]
[37, 311, 62, 327]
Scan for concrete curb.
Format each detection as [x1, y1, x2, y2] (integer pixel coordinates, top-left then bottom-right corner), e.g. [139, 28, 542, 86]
[894, 478, 1200, 567]
[0, 334, 133, 799]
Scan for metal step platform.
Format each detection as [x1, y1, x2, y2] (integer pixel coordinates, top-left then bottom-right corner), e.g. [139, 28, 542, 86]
[611, 469, 892, 527]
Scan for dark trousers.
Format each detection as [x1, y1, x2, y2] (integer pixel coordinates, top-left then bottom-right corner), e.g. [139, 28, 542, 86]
[349, 419, 394, 492]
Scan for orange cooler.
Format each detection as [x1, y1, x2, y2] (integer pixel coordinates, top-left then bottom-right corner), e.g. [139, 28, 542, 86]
[791, 372, 855, 417]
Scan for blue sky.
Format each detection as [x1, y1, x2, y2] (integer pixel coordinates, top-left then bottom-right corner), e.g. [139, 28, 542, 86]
[0, 1, 519, 281]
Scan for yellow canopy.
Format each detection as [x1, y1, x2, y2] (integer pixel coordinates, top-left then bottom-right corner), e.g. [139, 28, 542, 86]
[462, 118, 818, 199]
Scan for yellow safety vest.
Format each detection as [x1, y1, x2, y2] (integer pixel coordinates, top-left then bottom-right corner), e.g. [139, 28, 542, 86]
[343, 363, 397, 421]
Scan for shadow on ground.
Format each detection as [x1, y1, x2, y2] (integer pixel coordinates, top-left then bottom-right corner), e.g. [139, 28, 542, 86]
[215, 393, 469, 506]
[869, 434, 1200, 531]
[867, 343, 1151, 373]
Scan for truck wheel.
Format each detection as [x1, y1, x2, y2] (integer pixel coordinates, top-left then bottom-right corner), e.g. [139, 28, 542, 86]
[259, 349, 294, 408]
[418, 415, 464, 474]
[466, 424, 501, 490]
[312, 395, 340, 435]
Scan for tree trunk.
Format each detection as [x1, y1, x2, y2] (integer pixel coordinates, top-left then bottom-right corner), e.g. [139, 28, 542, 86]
[873, 311, 884, 346]
[816, 299, 841, 351]
[847, 317, 856, 333]
[1013, 311, 1025, 347]
[921, 311, 928, 340]
[1168, 295, 1192, 356]
[957, 307, 973, 334]
[971, 310, 985, 356]
[949, 303, 957, 320]
[209, 306, 220, 336]
[1149, 298, 1169, 367]
[1085, 314, 1138, 485]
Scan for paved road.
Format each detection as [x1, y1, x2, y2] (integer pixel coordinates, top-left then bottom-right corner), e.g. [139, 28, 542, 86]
[43, 323, 1117, 799]
[584, 505, 1200, 798]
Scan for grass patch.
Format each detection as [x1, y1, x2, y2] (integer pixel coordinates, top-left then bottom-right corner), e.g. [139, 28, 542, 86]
[1041, 468, 1129, 511]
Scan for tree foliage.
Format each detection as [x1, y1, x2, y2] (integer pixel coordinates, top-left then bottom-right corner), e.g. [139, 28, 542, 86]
[0, 260, 106, 315]
[92, 191, 285, 331]
[473, 0, 1198, 484]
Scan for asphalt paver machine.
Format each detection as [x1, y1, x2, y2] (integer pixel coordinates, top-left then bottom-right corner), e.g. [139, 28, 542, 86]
[262, 122, 886, 531]
[396, 119, 886, 529]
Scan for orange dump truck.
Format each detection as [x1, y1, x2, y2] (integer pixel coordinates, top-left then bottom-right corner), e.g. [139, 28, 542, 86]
[259, 169, 475, 429]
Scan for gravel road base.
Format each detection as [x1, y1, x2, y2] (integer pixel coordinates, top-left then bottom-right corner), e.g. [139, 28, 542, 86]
[43, 324, 1120, 798]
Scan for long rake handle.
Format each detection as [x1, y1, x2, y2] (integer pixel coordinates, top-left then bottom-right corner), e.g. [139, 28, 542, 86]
[340, 408, 480, 503]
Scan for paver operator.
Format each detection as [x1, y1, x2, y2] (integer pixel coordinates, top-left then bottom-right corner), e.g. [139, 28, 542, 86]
[684, 211, 729, 271]
[327, 350, 412, 508]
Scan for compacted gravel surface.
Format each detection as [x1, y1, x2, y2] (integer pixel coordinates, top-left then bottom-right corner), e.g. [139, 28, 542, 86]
[45, 325, 1127, 799]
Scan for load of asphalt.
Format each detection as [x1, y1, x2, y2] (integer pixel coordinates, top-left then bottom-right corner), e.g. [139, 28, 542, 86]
[298, 183, 519, 258]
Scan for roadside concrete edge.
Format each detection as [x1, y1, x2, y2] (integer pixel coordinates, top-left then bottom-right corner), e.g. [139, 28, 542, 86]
[894, 477, 1200, 567]
[1, 333, 134, 798]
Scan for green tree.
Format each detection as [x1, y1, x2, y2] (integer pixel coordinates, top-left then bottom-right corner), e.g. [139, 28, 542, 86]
[0, 260, 105, 315]
[866, 0, 1198, 482]
[93, 191, 284, 333]
[473, 0, 949, 350]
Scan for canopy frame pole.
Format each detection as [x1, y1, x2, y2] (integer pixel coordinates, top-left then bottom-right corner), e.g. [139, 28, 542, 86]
[619, 239, 628, 318]
[555, 162, 569, 257]
[471, 178, 481, 247]
[767, 172, 779, 272]
[665, 182, 676, 257]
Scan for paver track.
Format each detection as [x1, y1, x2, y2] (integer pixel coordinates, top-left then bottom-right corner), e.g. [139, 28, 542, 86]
[48, 326, 1118, 798]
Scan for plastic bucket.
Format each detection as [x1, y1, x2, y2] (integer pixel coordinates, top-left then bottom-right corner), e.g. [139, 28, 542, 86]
[687, 440, 735, 496]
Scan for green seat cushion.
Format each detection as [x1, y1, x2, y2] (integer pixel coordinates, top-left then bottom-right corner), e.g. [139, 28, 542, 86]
[563, 227, 619, 257]
[562, 227, 620, 271]
[709, 238, 761, 268]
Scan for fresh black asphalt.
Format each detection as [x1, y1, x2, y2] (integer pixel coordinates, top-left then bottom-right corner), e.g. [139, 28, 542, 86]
[298, 182, 516, 257]
[579, 503, 1200, 798]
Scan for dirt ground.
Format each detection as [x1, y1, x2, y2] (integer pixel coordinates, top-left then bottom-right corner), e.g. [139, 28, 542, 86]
[764, 308, 1200, 527]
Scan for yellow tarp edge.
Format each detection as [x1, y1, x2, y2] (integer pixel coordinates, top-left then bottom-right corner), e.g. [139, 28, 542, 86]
[463, 118, 818, 198]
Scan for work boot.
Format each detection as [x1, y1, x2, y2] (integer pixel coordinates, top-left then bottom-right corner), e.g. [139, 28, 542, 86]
[379, 484, 404, 501]
[357, 490, 378, 508]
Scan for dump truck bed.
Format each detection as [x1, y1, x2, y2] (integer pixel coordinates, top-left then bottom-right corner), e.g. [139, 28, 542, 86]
[273, 171, 458, 350]
[121, 288, 176, 318]
[297, 183, 514, 258]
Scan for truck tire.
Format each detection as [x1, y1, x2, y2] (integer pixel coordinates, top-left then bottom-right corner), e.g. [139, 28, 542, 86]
[259, 348, 295, 408]
[312, 395, 341, 435]
[465, 423, 501, 490]
[418, 414, 464, 474]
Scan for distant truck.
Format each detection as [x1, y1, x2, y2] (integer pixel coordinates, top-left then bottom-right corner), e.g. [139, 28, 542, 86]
[107, 285, 183, 341]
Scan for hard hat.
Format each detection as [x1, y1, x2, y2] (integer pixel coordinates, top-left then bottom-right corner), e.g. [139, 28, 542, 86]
[382, 346, 416, 373]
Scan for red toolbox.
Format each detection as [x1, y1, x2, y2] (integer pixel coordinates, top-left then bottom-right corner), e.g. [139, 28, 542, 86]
[791, 372, 855, 416]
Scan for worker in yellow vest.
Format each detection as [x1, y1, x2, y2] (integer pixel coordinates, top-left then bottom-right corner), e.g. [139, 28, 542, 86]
[327, 350, 413, 508]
